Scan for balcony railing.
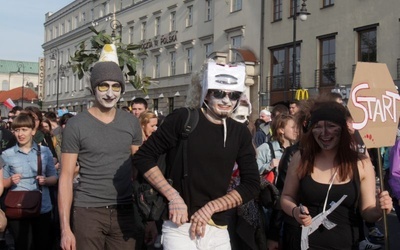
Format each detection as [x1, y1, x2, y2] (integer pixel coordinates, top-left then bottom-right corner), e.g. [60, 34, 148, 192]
[267, 72, 301, 91]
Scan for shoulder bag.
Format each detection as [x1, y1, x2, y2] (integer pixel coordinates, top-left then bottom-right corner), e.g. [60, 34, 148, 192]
[4, 146, 43, 219]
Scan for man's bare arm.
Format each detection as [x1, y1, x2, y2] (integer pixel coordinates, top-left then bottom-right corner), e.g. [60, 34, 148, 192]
[58, 153, 78, 250]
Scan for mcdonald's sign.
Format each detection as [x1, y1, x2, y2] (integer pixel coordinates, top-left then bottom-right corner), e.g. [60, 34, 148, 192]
[295, 89, 309, 100]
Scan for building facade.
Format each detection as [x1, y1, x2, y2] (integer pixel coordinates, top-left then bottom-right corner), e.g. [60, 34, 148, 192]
[42, 0, 262, 116]
[262, 0, 400, 106]
[0, 60, 40, 115]
[43, 0, 400, 117]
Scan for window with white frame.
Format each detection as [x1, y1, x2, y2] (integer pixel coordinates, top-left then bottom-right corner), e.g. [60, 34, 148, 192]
[72, 75, 76, 92]
[231, 35, 242, 48]
[273, 0, 282, 21]
[186, 48, 193, 73]
[81, 12, 86, 24]
[141, 22, 146, 40]
[186, 6, 193, 27]
[323, 0, 334, 7]
[79, 77, 83, 90]
[129, 26, 134, 43]
[91, 9, 94, 21]
[141, 58, 146, 77]
[205, 0, 213, 21]
[67, 20, 71, 32]
[169, 51, 176, 76]
[46, 80, 50, 96]
[154, 55, 160, 78]
[60, 51, 64, 64]
[53, 79, 57, 95]
[61, 23, 65, 35]
[232, 0, 242, 12]
[74, 16, 78, 29]
[205, 42, 213, 59]
[55, 26, 59, 38]
[155, 16, 160, 36]
[65, 76, 69, 92]
[231, 35, 242, 61]
[170, 11, 176, 31]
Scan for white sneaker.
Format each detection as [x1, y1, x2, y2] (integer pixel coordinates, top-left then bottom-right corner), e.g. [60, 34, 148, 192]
[154, 235, 162, 248]
[359, 238, 382, 250]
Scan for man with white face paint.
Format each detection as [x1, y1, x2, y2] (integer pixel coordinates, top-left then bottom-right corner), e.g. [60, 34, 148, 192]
[133, 60, 260, 249]
[58, 45, 143, 249]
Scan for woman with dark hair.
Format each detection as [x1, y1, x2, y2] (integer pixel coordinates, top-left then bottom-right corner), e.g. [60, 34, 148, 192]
[24, 107, 57, 159]
[280, 101, 392, 249]
[2, 112, 57, 250]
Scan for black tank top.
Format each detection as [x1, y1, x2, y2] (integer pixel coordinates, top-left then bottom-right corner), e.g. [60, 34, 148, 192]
[299, 169, 360, 249]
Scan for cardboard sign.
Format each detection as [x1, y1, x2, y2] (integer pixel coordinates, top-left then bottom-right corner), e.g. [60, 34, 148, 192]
[347, 62, 400, 148]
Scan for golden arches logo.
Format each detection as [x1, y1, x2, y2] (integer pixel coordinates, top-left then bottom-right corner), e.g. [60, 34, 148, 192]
[295, 89, 309, 100]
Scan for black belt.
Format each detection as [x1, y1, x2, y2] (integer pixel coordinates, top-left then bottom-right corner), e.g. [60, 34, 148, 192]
[104, 204, 133, 209]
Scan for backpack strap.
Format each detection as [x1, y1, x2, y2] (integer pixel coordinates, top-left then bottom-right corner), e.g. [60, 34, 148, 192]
[266, 141, 280, 184]
[266, 141, 276, 159]
[182, 108, 199, 178]
[173, 108, 199, 212]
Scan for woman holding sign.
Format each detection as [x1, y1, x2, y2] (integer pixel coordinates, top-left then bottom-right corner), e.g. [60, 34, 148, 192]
[280, 101, 392, 249]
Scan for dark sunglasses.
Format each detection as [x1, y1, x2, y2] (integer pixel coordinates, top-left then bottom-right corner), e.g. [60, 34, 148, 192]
[210, 90, 242, 101]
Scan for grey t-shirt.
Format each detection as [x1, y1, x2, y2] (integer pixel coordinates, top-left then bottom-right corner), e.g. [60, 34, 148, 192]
[62, 109, 142, 207]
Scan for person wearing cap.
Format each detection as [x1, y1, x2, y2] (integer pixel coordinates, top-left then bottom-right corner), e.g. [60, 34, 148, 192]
[133, 60, 259, 249]
[58, 54, 143, 249]
[280, 101, 392, 249]
[254, 109, 272, 147]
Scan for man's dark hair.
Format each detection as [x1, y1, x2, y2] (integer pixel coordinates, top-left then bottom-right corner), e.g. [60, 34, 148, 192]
[60, 113, 74, 127]
[271, 104, 289, 119]
[131, 97, 148, 109]
[44, 111, 58, 122]
[289, 99, 299, 105]
[10, 106, 23, 114]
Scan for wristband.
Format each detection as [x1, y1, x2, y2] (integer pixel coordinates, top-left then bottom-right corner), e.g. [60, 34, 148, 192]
[292, 206, 298, 218]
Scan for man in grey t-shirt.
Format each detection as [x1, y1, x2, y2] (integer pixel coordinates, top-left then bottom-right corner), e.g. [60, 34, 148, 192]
[58, 59, 142, 249]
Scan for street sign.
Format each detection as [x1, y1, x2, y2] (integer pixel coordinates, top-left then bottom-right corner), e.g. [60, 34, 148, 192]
[347, 62, 400, 148]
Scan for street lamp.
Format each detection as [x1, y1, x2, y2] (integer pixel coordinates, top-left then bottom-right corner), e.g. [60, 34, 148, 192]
[110, 19, 122, 42]
[292, 0, 310, 98]
[17, 62, 25, 108]
[51, 48, 69, 108]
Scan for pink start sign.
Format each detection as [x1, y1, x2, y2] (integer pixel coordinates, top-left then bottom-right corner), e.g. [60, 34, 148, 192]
[347, 62, 400, 148]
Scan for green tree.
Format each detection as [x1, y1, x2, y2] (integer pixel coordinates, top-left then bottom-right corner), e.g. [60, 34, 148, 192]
[70, 26, 151, 93]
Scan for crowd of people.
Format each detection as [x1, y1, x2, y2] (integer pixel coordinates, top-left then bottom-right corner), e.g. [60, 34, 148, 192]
[0, 44, 398, 250]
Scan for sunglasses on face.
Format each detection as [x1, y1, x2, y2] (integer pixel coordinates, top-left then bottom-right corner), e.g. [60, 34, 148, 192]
[210, 90, 242, 101]
[97, 83, 122, 92]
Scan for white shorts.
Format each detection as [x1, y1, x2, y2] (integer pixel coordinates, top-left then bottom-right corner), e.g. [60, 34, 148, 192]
[161, 220, 231, 250]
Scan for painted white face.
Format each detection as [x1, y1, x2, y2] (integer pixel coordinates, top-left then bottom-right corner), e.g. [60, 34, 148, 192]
[312, 121, 342, 150]
[94, 81, 121, 109]
[205, 90, 241, 118]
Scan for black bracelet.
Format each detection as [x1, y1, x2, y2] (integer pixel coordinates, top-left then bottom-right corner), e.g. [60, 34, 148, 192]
[292, 206, 298, 218]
